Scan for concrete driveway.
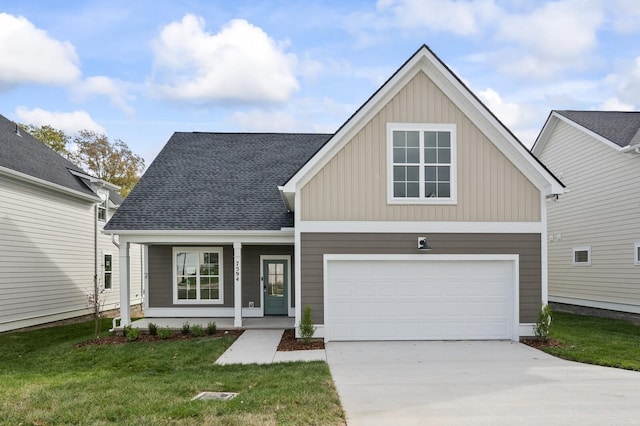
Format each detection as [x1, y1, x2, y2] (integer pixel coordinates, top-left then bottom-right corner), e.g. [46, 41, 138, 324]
[326, 341, 640, 425]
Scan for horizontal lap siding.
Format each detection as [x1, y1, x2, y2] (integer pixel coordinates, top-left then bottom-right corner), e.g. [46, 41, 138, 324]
[300, 71, 540, 222]
[148, 245, 234, 308]
[301, 233, 541, 323]
[0, 175, 94, 331]
[538, 121, 640, 309]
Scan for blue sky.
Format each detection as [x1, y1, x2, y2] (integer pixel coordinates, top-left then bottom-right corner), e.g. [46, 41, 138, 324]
[1, 0, 639, 166]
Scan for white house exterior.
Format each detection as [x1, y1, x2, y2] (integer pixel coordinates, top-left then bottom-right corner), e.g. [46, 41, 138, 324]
[532, 110, 640, 314]
[0, 114, 143, 332]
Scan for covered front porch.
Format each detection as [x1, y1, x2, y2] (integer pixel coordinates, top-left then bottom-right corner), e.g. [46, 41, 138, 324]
[128, 316, 295, 330]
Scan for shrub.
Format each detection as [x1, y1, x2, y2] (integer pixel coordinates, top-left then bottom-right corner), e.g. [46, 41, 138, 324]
[534, 303, 552, 341]
[299, 305, 317, 344]
[206, 321, 217, 335]
[158, 327, 173, 340]
[191, 324, 204, 337]
[181, 322, 191, 335]
[124, 326, 140, 342]
[148, 322, 158, 336]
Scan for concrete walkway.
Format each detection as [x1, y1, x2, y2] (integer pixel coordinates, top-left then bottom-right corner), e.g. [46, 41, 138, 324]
[215, 329, 326, 365]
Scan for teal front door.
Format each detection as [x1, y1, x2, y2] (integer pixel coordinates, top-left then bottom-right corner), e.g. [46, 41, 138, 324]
[264, 259, 288, 315]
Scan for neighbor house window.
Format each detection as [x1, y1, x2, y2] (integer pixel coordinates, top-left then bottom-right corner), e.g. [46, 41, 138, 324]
[103, 253, 112, 290]
[573, 246, 591, 266]
[97, 192, 108, 221]
[387, 123, 457, 204]
[173, 247, 223, 304]
[635, 242, 640, 266]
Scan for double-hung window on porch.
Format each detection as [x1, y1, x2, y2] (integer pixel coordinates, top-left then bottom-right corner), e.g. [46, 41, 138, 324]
[173, 247, 223, 304]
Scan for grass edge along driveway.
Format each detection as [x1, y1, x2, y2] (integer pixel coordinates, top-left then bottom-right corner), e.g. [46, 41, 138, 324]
[0, 320, 345, 425]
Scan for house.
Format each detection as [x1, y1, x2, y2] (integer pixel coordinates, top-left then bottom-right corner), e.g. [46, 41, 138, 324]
[105, 45, 564, 341]
[0, 114, 143, 332]
[532, 110, 640, 315]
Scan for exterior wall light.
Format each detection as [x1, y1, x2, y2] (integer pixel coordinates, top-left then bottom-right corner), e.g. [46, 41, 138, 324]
[418, 237, 432, 251]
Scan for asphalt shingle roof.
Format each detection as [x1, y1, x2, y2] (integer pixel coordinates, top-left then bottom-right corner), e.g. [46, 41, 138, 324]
[0, 114, 96, 197]
[557, 110, 640, 148]
[105, 132, 331, 231]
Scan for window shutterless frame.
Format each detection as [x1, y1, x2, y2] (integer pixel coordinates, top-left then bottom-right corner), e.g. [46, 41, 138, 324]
[572, 246, 591, 266]
[634, 242, 640, 266]
[172, 247, 224, 304]
[387, 123, 457, 205]
[103, 252, 113, 290]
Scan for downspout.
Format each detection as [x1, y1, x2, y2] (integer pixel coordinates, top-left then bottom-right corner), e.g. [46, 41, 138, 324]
[93, 202, 99, 337]
[109, 233, 121, 332]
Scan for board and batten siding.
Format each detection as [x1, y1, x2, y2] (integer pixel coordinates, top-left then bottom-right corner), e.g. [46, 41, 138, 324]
[537, 120, 640, 311]
[300, 71, 540, 222]
[0, 174, 141, 332]
[300, 233, 542, 324]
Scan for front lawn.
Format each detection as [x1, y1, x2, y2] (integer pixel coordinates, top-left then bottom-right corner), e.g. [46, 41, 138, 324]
[0, 320, 344, 425]
[542, 311, 640, 371]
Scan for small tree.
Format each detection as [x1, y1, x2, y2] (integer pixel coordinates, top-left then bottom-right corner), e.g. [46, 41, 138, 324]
[87, 276, 106, 340]
[20, 123, 70, 157]
[299, 305, 316, 344]
[534, 303, 552, 342]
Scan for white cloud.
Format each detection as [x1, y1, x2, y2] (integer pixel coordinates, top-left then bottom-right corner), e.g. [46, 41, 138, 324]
[601, 56, 640, 109]
[377, 0, 499, 35]
[151, 15, 299, 103]
[0, 13, 80, 87]
[599, 97, 634, 111]
[608, 0, 640, 33]
[15, 107, 106, 135]
[73, 76, 135, 115]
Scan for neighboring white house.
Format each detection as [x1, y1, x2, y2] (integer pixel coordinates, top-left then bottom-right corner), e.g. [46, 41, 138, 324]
[532, 110, 640, 314]
[0, 113, 143, 332]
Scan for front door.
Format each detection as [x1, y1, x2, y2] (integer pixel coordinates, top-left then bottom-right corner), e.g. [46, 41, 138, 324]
[263, 259, 288, 315]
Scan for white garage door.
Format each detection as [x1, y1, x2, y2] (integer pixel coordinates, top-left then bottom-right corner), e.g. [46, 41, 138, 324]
[324, 255, 517, 341]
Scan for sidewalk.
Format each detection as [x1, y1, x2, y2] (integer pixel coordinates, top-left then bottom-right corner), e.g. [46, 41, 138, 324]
[215, 329, 326, 365]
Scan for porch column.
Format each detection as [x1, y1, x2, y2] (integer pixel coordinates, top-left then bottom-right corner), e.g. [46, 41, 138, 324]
[233, 242, 242, 327]
[119, 238, 131, 326]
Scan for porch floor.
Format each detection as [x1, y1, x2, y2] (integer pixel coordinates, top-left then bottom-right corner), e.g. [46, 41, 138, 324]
[128, 316, 295, 330]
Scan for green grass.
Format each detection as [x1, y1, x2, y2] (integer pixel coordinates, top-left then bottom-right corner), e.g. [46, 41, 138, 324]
[0, 320, 344, 425]
[542, 311, 640, 371]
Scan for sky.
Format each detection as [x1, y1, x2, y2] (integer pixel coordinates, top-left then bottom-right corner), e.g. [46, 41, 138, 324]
[1, 0, 639, 167]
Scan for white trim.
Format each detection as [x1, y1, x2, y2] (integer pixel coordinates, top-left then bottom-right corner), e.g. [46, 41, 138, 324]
[386, 123, 458, 205]
[233, 242, 242, 327]
[550, 296, 640, 315]
[540, 192, 548, 304]
[519, 323, 535, 337]
[102, 230, 294, 245]
[172, 247, 224, 305]
[294, 190, 302, 327]
[143, 307, 265, 317]
[260, 255, 293, 317]
[296, 324, 325, 339]
[298, 220, 543, 233]
[0, 165, 101, 202]
[572, 246, 591, 266]
[322, 253, 520, 342]
[634, 242, 640, 266]
[143, 245, 149, 311]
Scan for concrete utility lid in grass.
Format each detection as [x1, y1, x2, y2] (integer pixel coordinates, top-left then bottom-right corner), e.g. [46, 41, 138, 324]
[191, 392, 238, 401]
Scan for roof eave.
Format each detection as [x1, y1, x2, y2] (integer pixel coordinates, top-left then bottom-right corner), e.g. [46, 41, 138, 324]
[0, 165, 101, 202]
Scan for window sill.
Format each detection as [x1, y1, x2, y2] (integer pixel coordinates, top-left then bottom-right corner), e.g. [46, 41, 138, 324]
[387, 197, 457, 206]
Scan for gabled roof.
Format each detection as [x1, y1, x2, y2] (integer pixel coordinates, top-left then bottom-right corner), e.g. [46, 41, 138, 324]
[104, 132, 331, 231]
[282, 44, 564, 199]
[0, 113, 101, 200]
[533, 110, 640, 154]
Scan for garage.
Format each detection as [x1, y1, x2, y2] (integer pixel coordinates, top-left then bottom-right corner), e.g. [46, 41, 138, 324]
[324, 254, 518, 341]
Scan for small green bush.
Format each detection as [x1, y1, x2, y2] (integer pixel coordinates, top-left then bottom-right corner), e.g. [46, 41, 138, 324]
[148, 322, 158, 336]
[157, 327, 173, 340]
[191, 324, 204, 336]
[534, 303, 552, 341]
[299, 305, 316, 344]
[124, 326, 140, 342]
[181, 322, 191, 335]
[206, 321, 217, 335]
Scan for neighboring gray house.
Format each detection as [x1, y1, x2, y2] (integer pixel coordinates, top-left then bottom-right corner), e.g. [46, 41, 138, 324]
[0, 114, 143, 332]
[105, 45, 563, 342]
[532, 110, 640, 315]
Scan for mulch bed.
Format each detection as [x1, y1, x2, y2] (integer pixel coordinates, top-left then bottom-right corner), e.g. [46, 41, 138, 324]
[75, 329, 244, 347]
[521, 338, 563, 349]
[277, 328, 324, 351]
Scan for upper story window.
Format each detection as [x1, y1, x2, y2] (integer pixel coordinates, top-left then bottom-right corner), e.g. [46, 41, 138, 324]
[97, 192, 108, 221]
[387, 123, 457, 204]
[573, 246, 591, 266]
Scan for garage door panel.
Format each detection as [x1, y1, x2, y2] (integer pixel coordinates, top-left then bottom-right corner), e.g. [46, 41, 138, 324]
[326, 258, 515, 341]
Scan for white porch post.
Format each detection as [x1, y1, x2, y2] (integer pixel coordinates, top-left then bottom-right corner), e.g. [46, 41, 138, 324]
[233, 242, 242, 327]
[119, 238, 131, 326]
